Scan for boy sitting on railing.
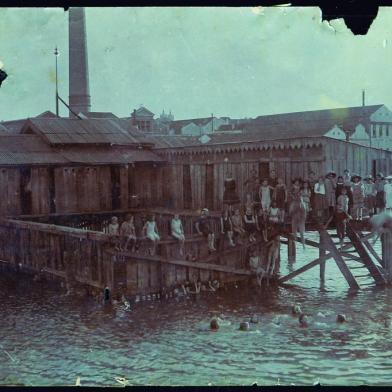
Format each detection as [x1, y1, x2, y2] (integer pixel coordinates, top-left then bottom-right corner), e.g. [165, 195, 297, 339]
[171, 213, 186, 256]
[143, 214, 160, 256]
[195, 208, 216, 252]
[119, 214, 137, 252]
[108, 216, 120, 251]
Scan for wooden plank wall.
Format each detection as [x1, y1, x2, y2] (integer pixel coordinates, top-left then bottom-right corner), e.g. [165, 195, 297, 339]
[0, 168, 21, 216]
[324, 141, 392, 178]
[55, 166, 111, 214]
[30, 168, 50, 215]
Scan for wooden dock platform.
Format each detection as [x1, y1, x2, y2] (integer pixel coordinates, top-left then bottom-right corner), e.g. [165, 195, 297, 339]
[2, 208, 391, 298]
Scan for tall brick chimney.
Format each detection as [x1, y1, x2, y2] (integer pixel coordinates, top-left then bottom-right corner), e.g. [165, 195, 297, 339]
[68, 7, 91, 117]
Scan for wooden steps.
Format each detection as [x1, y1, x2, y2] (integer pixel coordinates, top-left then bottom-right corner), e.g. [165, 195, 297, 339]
[345, 223, 386, 286]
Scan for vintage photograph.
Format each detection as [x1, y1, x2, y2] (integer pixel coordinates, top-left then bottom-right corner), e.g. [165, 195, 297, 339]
[1, 5, 392, 386]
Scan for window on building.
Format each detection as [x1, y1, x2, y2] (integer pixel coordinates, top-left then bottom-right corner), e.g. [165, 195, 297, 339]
[379, 124, 383, 138]
[372, 124, 376, 138]
[388, 125, 391, 137]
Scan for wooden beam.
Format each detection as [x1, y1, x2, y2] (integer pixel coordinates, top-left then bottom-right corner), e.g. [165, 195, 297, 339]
[278, 253, 333, 283]
[320, 230, 360, 290]
[362, 238, 383, 266]
[112, 251, 254, 276]
[346, 224, 386, 285]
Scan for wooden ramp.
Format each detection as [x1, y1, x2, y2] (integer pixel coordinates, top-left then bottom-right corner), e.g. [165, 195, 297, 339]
[345, 222, 386, 286]
[278, 224, 387, 289]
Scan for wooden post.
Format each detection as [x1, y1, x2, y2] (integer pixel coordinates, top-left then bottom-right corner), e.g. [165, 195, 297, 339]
[288, 235, 296, 262]
[381, 232, 392, 283]
[319, 230, 326, 282]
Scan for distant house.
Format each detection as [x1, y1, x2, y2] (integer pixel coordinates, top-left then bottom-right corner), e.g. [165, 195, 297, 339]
[236, 105, 392, 148]
[130, 106, 155, 132]
[349, 105, 392, 150]
[170, 117, 230, 136]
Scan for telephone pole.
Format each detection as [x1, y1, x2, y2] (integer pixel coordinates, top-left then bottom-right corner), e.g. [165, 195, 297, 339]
[54, 46, 59, 116]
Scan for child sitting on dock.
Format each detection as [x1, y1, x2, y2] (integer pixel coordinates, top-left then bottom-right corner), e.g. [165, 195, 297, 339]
[244, 193, 255, 213]
[269, 201, 280, 225]
[108, 216, 120, 250]
[195, 208, 216, 252]
[143, 214, 160, 256]
[119, 214, 137, 252]
[171, 213, 185, 256]
[220, 208, 235, 247]
[244, 207, 259, 242]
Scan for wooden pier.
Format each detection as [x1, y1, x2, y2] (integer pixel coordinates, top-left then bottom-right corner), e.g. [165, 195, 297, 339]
[1, 207, 391, 299]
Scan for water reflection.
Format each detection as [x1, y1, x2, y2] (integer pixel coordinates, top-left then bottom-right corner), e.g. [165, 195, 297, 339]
[1, 235, 391, 386]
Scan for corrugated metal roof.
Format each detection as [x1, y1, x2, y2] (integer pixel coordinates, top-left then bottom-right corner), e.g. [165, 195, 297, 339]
[0, 134, 163, 166]
[23, 118, 151, 146]
[253, 105, 383, 132]
[59, 148, 164, 164]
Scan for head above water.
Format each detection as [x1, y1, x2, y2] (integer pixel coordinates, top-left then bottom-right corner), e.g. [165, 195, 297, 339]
[292, 304, 302, 315]
[210, 318, 219, 331]
[336, 314, 347, 323]
[299, 313, 308, 327]
[239, 321, 250, 331]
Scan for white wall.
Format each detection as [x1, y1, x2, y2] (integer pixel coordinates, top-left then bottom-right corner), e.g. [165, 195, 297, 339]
[324, 124, 346, 140]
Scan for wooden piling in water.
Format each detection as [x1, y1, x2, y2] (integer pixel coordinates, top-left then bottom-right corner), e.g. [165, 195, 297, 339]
[319, 230, 326, 282]
[381, 232, 392, 283]
[288, 235, 296, 262]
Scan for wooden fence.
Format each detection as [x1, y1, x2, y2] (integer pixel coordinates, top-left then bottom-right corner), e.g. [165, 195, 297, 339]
[0, 216, 264, 298]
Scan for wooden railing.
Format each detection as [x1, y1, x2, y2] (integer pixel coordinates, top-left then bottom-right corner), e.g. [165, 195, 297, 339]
[15, 208, 222, 238]
[0, 217, 263, 298]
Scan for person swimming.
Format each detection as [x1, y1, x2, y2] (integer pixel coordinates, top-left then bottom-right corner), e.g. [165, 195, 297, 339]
[239, 321, 250, 331]
[210, 318, 219, 331]
[292, 304, 302, 315]
[299, 313, 309, 328]
[336, 314, 347, 323]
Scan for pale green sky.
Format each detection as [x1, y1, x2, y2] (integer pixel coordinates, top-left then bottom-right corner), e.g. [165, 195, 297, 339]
[0, 6, 392, 121]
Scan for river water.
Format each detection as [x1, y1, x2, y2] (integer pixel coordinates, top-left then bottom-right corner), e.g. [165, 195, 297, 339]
[1, 232, 392, 386]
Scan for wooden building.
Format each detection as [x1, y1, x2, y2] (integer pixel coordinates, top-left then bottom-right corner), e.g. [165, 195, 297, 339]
[0, 117, 164, 217]
[145, 122, 392, 211]
[0, 112, 391, 218]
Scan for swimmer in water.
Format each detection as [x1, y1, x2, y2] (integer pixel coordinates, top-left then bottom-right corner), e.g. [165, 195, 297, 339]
[210, 318, 219, 331]
[239, 321, 250, 331]
[336, 314, 347, 323]
[299, 313, 309, 328]
[292, 304, 302, 315]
